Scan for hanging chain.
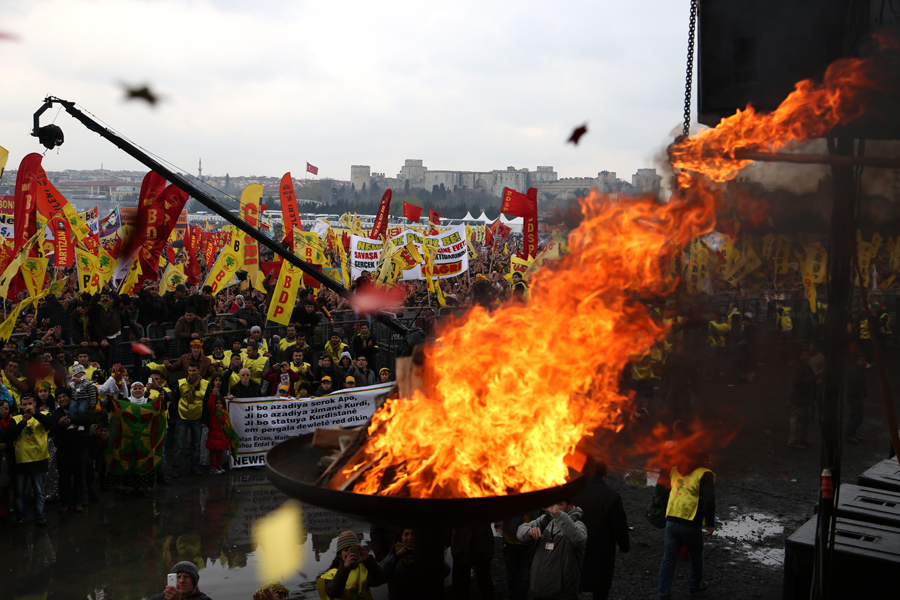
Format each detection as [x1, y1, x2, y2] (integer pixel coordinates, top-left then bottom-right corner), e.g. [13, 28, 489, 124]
[682, 0, 698, 138]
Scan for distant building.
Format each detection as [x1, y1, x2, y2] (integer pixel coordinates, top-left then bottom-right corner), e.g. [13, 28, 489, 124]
[354, 160, 662, 201]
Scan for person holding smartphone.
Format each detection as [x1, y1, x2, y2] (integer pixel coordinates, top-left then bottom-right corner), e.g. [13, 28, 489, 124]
[149, 561, 211, 600]
[317, 531, 386, 599]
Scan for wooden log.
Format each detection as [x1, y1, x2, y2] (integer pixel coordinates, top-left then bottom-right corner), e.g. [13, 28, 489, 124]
[730, 149, 900, 169]
[312, 426, 363, 451]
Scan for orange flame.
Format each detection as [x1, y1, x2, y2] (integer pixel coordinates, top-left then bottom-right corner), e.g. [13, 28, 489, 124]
[339, 183, 716, 498]
[669, 57, 879, 182]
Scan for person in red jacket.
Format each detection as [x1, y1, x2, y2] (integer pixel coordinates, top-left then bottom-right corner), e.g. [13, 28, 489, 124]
[261, 361, 300, 396]
[204, 375, 232, 476]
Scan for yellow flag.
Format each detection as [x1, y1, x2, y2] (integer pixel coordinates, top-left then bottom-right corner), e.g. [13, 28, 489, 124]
[97, 247, 119, 288]
[774, 235, 791, 275]
[332, 229, 351, 288]
[76, 248, 102, 295]
[805, 243, 827, 284]
[0, 233, 41, 298]
[0, 290, 50, 341]
[62, 203, 95, 250]
[802, 263, 817, 313]
[21, 257, 48, 298]
[394, 241, 423, 270]
[49, 276, 69, 297]
[762, 233, 775, 260]
[159, 263, 187, 295]
[0, 145, 8, 174]
[204, 228, 244, 294]
[293, 230, 326, 265]
[721, 249, 762, 287]
[267, 261, 303, 325]
[253, 501, 305, 583]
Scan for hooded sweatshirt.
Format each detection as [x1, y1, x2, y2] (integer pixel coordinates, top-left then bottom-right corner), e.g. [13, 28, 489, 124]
[517, 507, 588, 600]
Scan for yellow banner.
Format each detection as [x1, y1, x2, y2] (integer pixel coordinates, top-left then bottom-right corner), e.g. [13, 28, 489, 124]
[762, 233, 775, 260]
[97, 247, 119, 288]
[802, 264, 817, 313]
[774, 235, 791, 275]
[721, 250, 762, 287]
[805, 242, 827, 284]
[294, 230, 326, 265]
[394, 241, 423, 270]
[62, 203, 96, 252]
[159, 262, 187, 295]
[204, 228, 244, 294]
[266, 261, 303, 325]
[0, 145, 8, 174]
[891, 237, 900, 271]
[21, 257, 48, 298]
[0, 290, 50, 342]
[720, 235, 736, 271]
[0, 233, 41, 299]
[333, 229, 351, 288]
[76, 247, 101, 295]
[119, 258, 142, 295]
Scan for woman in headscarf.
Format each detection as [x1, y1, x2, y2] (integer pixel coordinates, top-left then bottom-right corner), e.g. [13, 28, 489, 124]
[317, 531, 386, 600]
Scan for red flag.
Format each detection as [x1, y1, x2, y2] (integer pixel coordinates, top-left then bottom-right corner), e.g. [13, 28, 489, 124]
[13, 154, 42, 250]
[306, 162, 318, 175]
[371, 190, 392, 240]
[487, 218, 511, 246]
[500, 187, 536, 218]
[524, 188, 539, 259]
[403, 201, 422, 223]
[139, 184, 189, 284]
[183, 225, 201, 284]
[122, 172, 166, 261]
[428, 209, 441, 225]
[280, 173, 302, 242]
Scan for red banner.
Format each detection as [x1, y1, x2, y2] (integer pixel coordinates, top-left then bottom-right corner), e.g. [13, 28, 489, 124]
[306, 162, 318, 175]
[13, 153, 42, 250]
[524, 188, 538, 259]
[184, 225, 202, 284]
[139, 184, 189, 284]
[428, 209, 441, 225]
[403, 201, 422, 223]
[371, 190, 392, 240]
[280, 173, 302, 242]
[53, 216, 73, 267]
[501, 187, 536, 218]
[122, 172, 166, 262]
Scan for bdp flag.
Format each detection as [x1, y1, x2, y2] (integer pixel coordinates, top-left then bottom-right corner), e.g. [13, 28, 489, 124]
[371, 190, 392, 240]
[239, 183, 262, 289]
[501, 187, 536, 218]
[13, 154, 42, 250]
[403, 201, 422, 223]
[306, 162, 319, 175]
[524, 188, 538, 259]
[428, 209, 441, 225]
[266, 261, 303, 325]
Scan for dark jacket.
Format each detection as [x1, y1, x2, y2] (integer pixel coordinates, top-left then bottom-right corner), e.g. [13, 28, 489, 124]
[573, 477, 630, 593]
[163, 291, 188, 322]
[846, 364, 868, 402]
[173, 316, 208, 355]
[517, 508, 588, 600]
[36, 296, 69, 328]
[188, 294, 215, 319]
[229, 380, 262, 399]
[351, 332, 378, 364]
[149, 586, 211, 600]
[138, 290, 170, 327]
[790, 361, 817, 407]
[49, 403, 95, 450]
[89, 292, 123, 338]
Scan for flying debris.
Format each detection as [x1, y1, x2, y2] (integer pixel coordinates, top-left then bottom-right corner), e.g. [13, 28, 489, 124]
[567, 123, 588, 145]
[122, 84, 160, 106]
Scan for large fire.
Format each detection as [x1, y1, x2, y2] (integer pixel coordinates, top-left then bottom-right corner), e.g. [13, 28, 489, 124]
[668, 57, 879, 183]
[333, 52, 882, 499]
[337, 181, 716, 498]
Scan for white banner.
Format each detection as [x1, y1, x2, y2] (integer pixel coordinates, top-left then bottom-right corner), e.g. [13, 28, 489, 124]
[228, 382, 392, 469]
[349, 223, 469, 281]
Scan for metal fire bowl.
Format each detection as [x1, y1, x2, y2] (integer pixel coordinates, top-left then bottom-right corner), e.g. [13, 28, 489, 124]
[266, 433, 587, 528]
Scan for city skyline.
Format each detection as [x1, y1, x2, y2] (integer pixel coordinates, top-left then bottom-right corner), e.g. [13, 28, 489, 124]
[2, 0, 692, 189]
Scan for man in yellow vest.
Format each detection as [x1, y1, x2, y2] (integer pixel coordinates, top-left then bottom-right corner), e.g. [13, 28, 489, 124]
[172, 363, 208, 478]
[242, 342, 270, 385]
[657, 453, 716, 599]
[9, 394, 55, 525]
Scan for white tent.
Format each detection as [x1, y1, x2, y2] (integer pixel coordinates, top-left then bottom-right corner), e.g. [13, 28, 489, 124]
[462, 211, 476, 222]
[477, 211, 493, 223]
[501, 214, 524, 234]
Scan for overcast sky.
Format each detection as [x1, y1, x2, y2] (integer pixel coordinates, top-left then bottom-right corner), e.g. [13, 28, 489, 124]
[2, 0, 694, 183]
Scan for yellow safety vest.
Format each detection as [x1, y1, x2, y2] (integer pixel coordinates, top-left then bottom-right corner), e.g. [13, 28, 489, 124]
[1, 372, 25, 409]
[243, 356, 269, 384]
[317, 563, 374, 600]
[176, 378, 208, 421]
[207, 353, 228, 374]
[290, 361, 312, 394]
[11, 412, 52, 464]
[145, 360, 169, 381]
[666, 466, 715, 523]
[707, 320, 730, 347]
[240, 338, 269, 356]
[777, 307, 792, 331]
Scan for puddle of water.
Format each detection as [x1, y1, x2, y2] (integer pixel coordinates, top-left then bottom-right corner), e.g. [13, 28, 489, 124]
[714, 513, 784, 540]
[714, 512, 786, 568]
